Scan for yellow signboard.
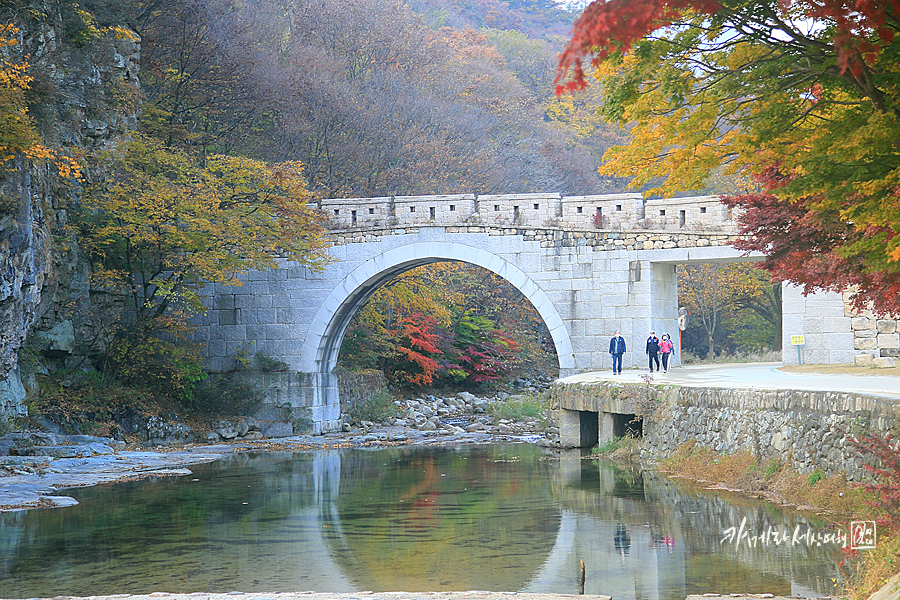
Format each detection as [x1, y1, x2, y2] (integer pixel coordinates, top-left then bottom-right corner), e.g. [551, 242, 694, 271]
[790, 335, 805, 346]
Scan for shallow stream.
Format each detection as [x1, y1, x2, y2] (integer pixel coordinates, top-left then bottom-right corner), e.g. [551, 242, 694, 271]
[0, 444, 843, 599]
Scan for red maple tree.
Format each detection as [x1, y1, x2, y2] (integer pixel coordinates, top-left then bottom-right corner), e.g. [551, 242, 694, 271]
[556, 0, 900, 93]
[722, 180, 900, 317]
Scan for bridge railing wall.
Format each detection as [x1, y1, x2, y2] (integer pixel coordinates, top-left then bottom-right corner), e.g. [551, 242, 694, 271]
[318, 192, 742, 233]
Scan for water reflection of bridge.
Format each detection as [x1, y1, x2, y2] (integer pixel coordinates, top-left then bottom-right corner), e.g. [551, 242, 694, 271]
[0, 446, 841, 597]
[317, 448, 836, 599]
[534, 457, 833, 599]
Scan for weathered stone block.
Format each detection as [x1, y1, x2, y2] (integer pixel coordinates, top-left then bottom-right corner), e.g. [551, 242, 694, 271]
[876, 320, 898, 334]
[877, 333, 900, 349]
[855, 337, 878, 350]
[854, 354, 875, 367]
[851, 316, 872, 330]
[873, 357, 896, 368]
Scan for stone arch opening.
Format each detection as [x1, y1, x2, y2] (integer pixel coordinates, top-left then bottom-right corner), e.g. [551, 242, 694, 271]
[673, 259, 782, 361]
[299, 242, 574, 377]
[335, 262, 559, 382]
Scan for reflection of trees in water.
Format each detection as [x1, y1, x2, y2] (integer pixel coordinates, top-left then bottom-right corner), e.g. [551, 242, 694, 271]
[0, 450, 347, 596]
[1, 446, 842, 599]
[552, 459, 840, 597]
[327, 445, 561, 592]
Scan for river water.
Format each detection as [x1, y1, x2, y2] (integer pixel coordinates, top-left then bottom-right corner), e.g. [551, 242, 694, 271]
[0, 443, 843, 599]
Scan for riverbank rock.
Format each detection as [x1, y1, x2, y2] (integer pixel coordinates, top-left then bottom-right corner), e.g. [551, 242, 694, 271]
[0, 433, 126, 464]
[345, 391, 548, 439]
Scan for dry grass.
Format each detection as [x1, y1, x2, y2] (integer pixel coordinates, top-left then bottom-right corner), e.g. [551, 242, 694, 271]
[779, 364, 900, 377]
[658, 440, 874, 517]
[659, 441, 900, 600]
[594, 435, 642, 461]
[843, 531, 900, 600]
[765, 468, 873, 516]
[660, 441, 763, 491]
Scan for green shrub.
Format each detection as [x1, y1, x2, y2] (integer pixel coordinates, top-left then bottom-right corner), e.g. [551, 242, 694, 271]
[255, 352, 289, 372]
[348, 390, 399, 423]
[190, 376, 264, 417]
[105, 320, 206, 405]
[489, 392, 548, 422]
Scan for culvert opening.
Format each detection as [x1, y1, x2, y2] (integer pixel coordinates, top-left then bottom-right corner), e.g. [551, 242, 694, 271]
[579, 410, 599, 447]
[613, 413, 642, 439]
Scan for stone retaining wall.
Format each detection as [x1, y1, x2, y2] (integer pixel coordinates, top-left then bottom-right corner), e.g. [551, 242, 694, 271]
[333, 367, 387, 415]
[845, 289, 900, 364]
[549, 380, 899, 481]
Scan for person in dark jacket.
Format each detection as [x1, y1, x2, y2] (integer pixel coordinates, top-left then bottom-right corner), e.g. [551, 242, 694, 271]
[646, 332, 660, 372]
[609, 331, 626, 375]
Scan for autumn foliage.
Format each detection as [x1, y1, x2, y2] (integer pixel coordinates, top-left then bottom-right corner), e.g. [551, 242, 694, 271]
[723, 186, 900, 317]
[850, 433, 900, 532]
[557, 0, 898, 92]
[560, 0, 900, 316]
[339, 263, 547, 389]
[80, 134, 329, 321]
[555, 0, 720, 93]
[0, 24, 80, 178]
[392, 313, 443, 387]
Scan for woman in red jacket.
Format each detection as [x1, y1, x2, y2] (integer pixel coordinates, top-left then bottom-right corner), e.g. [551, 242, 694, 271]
[659, 334, 675, 373]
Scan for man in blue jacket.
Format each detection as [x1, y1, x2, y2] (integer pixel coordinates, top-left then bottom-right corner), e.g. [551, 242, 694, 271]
[609, 331, 626, 375]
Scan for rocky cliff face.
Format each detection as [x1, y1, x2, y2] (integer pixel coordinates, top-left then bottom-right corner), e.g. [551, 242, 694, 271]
[0, 3, 140, 417]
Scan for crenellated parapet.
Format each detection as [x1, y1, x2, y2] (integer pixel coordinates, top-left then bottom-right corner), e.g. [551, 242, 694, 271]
[318, 192, 741, 233]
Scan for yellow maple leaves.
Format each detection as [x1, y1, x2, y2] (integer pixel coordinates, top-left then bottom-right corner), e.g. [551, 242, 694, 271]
[0, 24, 82, 178]
[81, 134, 330, 319]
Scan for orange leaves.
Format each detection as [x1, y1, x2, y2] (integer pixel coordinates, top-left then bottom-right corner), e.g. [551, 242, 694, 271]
[393, 313, 442, 386]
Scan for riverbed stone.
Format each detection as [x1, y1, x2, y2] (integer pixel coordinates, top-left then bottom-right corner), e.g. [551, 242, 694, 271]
[258, 421, 293, 438]
[216, 426, 239, 440]
[458, 391, 476, 403]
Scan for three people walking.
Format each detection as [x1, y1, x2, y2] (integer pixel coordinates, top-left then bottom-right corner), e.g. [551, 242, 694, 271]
[610, 330, 675, 374]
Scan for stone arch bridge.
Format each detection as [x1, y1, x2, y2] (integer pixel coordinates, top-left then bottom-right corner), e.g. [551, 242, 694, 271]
[193, 192, 860, 433]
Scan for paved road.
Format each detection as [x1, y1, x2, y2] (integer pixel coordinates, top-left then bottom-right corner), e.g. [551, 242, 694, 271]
[560, 362, 900, 400]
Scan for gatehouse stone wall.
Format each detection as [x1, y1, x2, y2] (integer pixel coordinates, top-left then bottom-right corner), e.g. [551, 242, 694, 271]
[318, 193, 740, 233]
